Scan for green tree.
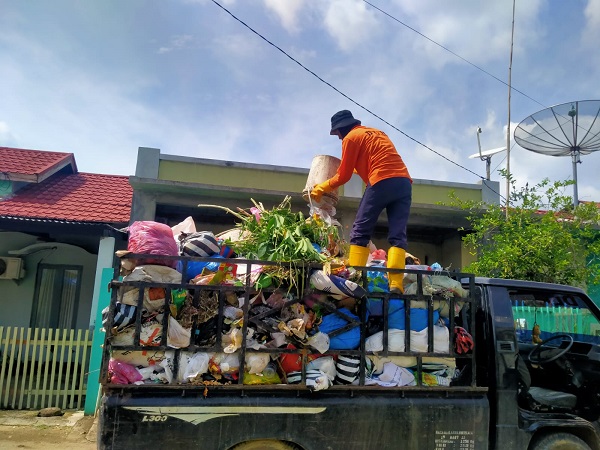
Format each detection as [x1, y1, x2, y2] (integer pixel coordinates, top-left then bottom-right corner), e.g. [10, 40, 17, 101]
[448, 174, 600, 288]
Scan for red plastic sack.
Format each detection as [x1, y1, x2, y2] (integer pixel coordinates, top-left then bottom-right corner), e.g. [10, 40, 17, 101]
[280, 344, 303, 374]
[128, 221, 179, 268]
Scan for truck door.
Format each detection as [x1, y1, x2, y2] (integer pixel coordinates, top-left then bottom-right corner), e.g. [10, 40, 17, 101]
[489, 282, 600, 450]
[476, 284, 529, 450]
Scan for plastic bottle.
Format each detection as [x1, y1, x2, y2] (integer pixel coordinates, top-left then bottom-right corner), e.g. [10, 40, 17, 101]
[263, 362, 278, 378]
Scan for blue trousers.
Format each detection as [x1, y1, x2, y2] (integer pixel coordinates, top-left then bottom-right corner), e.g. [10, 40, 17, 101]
[350, 177, 412, 249]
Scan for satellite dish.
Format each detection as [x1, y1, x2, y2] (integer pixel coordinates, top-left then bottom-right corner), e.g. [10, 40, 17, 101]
[514, 100, 600, 207]
[471, 128, 507, 180]
[469, 147, 507, 159]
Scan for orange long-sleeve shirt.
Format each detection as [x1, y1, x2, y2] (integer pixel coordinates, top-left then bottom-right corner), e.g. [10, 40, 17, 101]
[328, 125, 411, 189]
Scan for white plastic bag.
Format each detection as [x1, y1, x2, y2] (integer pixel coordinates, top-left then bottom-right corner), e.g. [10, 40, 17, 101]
[307, 356, 337, 381]
[111, 350, 165, 368]
[172, 216, 197, 241]
[111, 321, 162, 347]
[211, 352, 241, 374]
[223, 328, 243, 353]
[167, 316, 191, 348]
[245, 353, 271, 375]
[119, 265, 182, 311]
[365, 326, 450, 354]
[307, 331, 330, 354]
[182, 352, 211, 381]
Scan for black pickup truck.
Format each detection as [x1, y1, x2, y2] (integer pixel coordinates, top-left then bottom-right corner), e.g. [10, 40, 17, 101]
[98, 256, 600, 450]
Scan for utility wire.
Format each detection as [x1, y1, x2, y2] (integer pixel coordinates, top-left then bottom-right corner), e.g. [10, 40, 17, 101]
[362, 0, 546, 110]
[211, 0, 487, 183]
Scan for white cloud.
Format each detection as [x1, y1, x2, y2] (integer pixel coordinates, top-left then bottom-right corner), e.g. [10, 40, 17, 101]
[0, 0, 599, 203]
[583, 0, 600, 64]
[263, 0, 304, 33]
[323, 0, 379, 52]
[157, 34, 194, 54]
[584, 0, 600, 27]
[0, 122, 18, 147]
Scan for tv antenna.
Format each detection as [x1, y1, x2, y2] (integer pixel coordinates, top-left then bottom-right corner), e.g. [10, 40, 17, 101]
[514, 100, 600, 207]
[469, 127, 507, 180]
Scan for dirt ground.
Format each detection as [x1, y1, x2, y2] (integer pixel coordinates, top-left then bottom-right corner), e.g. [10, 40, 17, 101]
[0, 411, 97, 450]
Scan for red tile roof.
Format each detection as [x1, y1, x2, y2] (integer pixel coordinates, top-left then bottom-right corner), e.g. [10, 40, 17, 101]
[0, 147, 77, 182]
[0, 172, 132, 224]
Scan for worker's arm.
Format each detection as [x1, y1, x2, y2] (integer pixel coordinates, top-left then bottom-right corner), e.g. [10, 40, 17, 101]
[327, 138, 361, 189]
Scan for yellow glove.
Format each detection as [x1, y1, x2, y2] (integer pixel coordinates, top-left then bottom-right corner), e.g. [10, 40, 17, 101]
[310, 180, 332, 202]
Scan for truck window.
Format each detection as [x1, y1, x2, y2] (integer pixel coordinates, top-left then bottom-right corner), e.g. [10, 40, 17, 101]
[510, 288, 600, 344]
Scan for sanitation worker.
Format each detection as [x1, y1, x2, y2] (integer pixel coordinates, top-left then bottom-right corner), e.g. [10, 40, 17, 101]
[310, 110, 412, 293]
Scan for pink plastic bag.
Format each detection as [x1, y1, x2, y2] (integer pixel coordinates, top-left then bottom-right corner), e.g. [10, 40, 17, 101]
[109, 359, 144, 384]
[128, 221, 179, 268]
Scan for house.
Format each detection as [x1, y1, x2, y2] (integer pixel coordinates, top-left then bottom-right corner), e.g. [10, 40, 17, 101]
[0, 146, 132, 410]
[129, 146, 500, 268]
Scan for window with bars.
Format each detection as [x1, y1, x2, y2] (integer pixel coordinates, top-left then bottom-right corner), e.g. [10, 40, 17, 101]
[30, 264, 83, 329]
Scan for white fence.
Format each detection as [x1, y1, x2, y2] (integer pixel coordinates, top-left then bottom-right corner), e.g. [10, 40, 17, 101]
[0, 326, 92, 410]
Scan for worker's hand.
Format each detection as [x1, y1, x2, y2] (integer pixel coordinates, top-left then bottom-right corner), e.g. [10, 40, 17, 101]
[310, 180, 332, 203]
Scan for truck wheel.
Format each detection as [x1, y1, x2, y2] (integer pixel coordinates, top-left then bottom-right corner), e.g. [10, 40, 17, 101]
[531, 433, 591, 450]
[230, 440, 299, 450]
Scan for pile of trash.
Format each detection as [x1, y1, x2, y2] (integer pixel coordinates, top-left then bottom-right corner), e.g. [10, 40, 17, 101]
[103, 200, 472, 390]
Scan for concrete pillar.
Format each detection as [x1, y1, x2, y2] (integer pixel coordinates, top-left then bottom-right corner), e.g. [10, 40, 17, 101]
[89, 236, 115, 330]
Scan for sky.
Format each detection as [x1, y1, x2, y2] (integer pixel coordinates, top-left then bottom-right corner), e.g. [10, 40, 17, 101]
[2, 0, 600, 204]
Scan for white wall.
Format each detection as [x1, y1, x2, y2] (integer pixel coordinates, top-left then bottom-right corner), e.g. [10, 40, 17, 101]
[0, 232, 98, 329]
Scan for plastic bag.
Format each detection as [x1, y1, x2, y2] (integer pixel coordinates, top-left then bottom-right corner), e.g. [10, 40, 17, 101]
[287, 369, 332, 391]
[334, 355, 361, 384]
[111, 350, 165, 368]
[307, 331, 330, 353]
[127, 221, 179, 268]
[307, 356, 336, 381]
[210, 353, 240, 375]
[366, 299, 404, 329]
[178, 255, 224, 282]
[245, 353, 271, 375]
[178, 231, 220, 257]
[111, 320, 162, 347]
[308, 202, 340, 227]
[109, 359, 143, 384]
[102, 302, 137, 331]
[280, 344, 303, 374]
[367, 269, 389, 293]
[119, 265, 182, 311]
[243, 371, 281, 385]
[171, 216, 196, 241]
[182, 352, 211, 381]
[223, 328, 243, 353]
[319, 308, 361, 350]
[310, 270, 366, 300]
[137, 366, 168, 382]
[364, 362, 415, 387]
[365, 326, 450, 353]
[167, 316, 191, 348]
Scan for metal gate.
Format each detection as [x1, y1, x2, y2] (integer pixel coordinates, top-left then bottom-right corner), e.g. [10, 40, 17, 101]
[0, 326, 92, 410]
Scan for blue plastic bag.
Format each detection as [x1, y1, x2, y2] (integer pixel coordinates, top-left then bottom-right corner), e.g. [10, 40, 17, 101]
[319, 308, 361, 350]
[365, 299, 439, 331]
[177, 255, 224, 282]
[367, 268, 389, 293]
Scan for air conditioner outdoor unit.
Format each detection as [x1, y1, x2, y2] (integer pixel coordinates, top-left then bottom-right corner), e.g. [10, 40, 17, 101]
[0, 256, 24, 280]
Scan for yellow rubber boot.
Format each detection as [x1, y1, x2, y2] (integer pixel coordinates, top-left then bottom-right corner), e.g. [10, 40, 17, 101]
[348, 245, 370, 267]
[387, 247, 406, 293]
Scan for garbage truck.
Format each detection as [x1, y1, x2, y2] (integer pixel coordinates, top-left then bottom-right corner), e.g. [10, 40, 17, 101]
[97, 246, 600, 450]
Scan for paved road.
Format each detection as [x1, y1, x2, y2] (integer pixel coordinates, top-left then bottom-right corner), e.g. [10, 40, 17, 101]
[0, 410, 96, 449]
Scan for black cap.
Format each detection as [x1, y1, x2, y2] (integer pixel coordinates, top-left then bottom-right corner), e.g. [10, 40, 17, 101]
[330, 110, 361, 135]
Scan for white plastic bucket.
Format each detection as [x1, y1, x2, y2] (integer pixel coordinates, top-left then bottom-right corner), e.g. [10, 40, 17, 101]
[303, 155, 341, 206]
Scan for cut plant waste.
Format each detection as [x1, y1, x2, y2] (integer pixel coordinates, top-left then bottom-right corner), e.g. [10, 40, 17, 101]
[198, 196, 347, 289]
